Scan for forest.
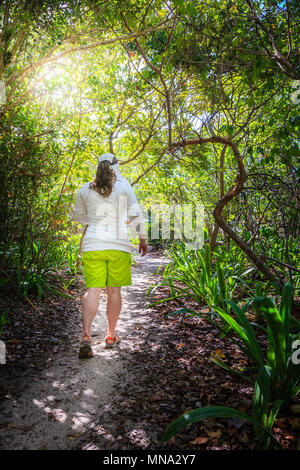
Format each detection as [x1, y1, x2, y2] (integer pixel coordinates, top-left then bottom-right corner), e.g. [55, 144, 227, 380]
[0, 0, 299, 452]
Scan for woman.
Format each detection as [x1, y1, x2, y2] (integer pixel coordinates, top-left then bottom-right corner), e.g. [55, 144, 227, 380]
[71, 153, 148, 358]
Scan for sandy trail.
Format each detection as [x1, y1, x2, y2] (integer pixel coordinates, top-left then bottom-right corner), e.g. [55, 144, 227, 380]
[0, 252, 170, 450]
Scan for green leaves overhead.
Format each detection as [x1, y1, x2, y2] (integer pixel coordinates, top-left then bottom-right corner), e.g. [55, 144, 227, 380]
[0, 0, 299, 299]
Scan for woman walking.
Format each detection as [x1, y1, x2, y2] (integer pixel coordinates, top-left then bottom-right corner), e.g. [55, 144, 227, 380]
[71, 153, 148, 358]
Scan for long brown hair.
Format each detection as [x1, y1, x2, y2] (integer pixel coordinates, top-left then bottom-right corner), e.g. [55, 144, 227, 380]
[89, 161, 116, 197]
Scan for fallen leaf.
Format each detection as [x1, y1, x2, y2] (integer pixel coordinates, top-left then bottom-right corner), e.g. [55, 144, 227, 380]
[207, 429, 222, 438]
[68, 433, 81, 441]
[7, 423, 32, 431]
[215, 349, 225, 359]
[283, 433, 294, 440]
[190, 437, 208, 444]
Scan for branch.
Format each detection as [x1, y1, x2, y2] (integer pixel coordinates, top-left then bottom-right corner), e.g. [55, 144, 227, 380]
[131, 147, 167, 186]
[120, 104, 164, 165]
[5, 24, 172, 87]
[121, 11, 173, 150]
[245, 0, 299, 79]
[171, 136, 281, 285]
[266, 256, 300, 274]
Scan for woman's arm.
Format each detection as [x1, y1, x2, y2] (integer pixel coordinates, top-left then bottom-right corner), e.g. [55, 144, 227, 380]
[71, 186, 91, 225]
[125, 184, 147, 238]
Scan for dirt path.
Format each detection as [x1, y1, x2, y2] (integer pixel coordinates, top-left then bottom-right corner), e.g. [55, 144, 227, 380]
[0, 252, 170, 450]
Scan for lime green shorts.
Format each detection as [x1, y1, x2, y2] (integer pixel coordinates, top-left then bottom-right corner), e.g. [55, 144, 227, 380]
[82, 250, 132, 288]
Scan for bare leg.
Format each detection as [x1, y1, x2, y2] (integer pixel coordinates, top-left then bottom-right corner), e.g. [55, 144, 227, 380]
[81, 287, 103, 338]
[106, 286, 122, 340]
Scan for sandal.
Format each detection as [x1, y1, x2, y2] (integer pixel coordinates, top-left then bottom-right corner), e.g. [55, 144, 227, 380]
[104, 334, 121, 349]
[79, 333, 94, 358]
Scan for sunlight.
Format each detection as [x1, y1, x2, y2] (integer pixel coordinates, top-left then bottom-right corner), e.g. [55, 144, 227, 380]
[51, 380, 66, 390]
[82, 388, 96, 397]
[44, 406, 67, 423]
[34, 60, 81, 109]
[71, 414, 91, 430]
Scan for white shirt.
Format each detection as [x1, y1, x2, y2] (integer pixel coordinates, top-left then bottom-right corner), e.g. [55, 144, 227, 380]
[71, 175, 146, 254]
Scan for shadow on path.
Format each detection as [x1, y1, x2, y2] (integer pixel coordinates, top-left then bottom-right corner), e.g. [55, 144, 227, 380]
[0, 252, 170, 450]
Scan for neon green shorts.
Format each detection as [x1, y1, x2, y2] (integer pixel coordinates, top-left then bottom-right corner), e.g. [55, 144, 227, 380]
[81, 250, 132, 288]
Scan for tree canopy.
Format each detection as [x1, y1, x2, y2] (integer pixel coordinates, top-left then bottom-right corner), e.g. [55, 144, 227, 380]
[0, 0, 299, 291]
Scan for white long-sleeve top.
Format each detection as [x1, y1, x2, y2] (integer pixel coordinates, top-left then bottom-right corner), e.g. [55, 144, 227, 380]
[71, 175, 146, 254]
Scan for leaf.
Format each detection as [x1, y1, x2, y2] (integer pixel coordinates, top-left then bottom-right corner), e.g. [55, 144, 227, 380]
[225, 300, 264, 366]
[190, 437, 208, 444]
[68, 433, 81, 441]
[215, 349, 225, 359]
[207, 429, 222, 438]
[279, 282, 292, 348]
[211, 354, 253, 383]
[253, 365, 271, 436]
[163, 406, 252, 442]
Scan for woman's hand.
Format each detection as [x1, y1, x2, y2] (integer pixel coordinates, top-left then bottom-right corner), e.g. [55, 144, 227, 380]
[139, 238, 148, 256]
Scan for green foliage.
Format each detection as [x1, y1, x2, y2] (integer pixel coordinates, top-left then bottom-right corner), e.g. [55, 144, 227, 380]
[0, 234, 81, 301]
[169, 281, 300, 404]
[215, 300, 265, 367]
[0, 0, 298, 325]
[148, 241, 253, 314]
[249, 283, 300, 403]
[162, 284, 299, 449]
[0, 309, 8, 335]
[160, 269, 299, 448]
[163, 381, 283, 450]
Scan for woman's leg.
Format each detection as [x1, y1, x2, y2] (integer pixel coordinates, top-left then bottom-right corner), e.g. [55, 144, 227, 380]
[106, 286, 122, 340]
[81, 287, 103, 338]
